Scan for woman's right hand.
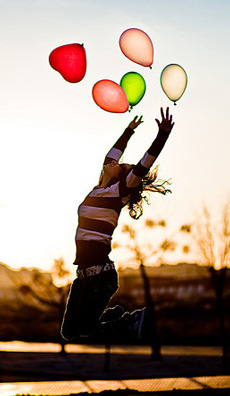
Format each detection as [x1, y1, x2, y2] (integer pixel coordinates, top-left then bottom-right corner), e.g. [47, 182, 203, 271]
[128, 115, 144, 130]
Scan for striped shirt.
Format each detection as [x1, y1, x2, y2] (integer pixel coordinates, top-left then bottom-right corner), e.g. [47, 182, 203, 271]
[74, 126, 169, 267]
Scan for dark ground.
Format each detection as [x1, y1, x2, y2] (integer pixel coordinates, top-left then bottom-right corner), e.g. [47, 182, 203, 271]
[0, 345, 230, 395]
[0, 350, 229, 382]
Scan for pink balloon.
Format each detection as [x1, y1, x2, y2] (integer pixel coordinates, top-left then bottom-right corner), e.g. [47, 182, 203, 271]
[119, 28, 154, 67]
[92, 80, 129, 113]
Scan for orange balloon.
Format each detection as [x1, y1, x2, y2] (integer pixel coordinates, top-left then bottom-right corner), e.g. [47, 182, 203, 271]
[92, 80, 129, 113]
[119, 28, 153, 67]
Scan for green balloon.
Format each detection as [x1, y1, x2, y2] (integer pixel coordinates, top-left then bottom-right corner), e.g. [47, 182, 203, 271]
[120, 72, 146, 107]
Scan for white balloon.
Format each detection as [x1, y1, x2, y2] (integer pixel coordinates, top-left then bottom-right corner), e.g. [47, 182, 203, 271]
[160, 64, 188, 105]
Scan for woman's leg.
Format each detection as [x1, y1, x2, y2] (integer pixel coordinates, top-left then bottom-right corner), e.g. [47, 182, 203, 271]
[61, 268, 151, 343]
[61, 270, 118, 340]
[99, 307, 152, 344]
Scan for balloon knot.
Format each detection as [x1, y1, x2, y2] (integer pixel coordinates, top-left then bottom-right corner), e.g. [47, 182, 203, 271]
[81, 43, 84, 47]
[174, 102, 177, 106]
[149, 66, 152, 70]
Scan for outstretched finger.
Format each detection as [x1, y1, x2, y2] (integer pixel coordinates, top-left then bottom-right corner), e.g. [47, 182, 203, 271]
[138, 115, 143, 123]
[166, 107, 169, 119]
[160, 107, 164, 119]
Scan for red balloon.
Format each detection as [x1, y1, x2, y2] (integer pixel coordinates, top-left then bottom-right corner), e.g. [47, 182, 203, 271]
[49, 43, 87, 83]
[92, 80, 129, 113]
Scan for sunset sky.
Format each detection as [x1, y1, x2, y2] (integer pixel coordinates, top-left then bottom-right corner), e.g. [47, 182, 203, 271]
[1, 0, 230, 274]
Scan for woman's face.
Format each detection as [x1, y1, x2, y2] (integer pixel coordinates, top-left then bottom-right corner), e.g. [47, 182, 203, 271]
[103, 160, 133, 180]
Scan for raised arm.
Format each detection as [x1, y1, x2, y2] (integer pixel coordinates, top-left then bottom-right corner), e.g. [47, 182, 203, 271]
[103, 116, 143, 166]
[126, 108, 174, 188]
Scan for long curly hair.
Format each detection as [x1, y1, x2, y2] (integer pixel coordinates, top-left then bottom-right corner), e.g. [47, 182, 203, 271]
[126, 165, 172, 220]
[99, 163, 171, 219]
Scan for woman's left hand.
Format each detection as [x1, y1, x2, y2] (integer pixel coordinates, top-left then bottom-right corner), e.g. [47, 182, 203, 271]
[128, 115, 144, 130]
[155, 107, 174, 133]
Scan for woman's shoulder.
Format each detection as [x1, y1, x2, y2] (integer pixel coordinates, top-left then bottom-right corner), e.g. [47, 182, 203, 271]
[89, 183, 120, 197]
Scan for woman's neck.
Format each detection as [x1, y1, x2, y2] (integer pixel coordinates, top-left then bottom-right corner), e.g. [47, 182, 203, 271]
[100, 175, 110, 188]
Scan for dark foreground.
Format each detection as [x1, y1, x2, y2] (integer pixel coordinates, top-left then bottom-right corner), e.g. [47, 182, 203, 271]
[1, 349, 229, 382]
[0, 344, 230, 395]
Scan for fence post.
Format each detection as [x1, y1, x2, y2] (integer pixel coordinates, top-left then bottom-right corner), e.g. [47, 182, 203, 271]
[104, 343, 111, 372]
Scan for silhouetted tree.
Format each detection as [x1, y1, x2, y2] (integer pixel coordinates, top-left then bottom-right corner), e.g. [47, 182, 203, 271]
[13, 258, 71, 354]
[114, 219, 190, 360]
[193, 202, 230, 369]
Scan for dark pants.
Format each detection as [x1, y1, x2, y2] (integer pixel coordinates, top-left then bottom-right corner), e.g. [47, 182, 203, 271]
[61, 269, 131, 341]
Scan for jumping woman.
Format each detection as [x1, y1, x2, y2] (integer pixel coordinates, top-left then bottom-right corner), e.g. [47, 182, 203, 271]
[61, 107, 174, 343]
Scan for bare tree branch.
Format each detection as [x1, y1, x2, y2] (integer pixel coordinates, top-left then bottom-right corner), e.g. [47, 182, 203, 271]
[193, 201, 230, 269]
